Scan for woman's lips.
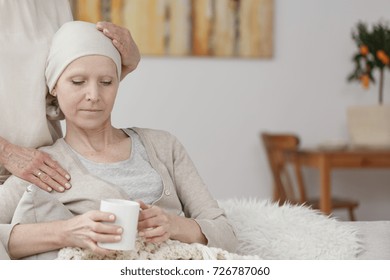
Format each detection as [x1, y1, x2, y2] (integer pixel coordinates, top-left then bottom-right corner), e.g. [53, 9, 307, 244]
[80, 109, 102, 112]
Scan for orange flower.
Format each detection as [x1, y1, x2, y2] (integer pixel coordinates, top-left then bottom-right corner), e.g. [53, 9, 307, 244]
[360, 74, 370, 89]
[360, 45, 369, 56]
[376, 50, 390, 65]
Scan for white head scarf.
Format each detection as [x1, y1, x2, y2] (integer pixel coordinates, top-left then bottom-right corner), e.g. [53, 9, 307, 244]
[45, 21, 121, 92]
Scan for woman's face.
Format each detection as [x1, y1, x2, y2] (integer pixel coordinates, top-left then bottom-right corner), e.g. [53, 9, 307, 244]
[53, 55, 119, 131]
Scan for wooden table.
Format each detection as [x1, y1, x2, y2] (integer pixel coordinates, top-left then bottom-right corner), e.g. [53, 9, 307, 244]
[285, 148, 390, 214]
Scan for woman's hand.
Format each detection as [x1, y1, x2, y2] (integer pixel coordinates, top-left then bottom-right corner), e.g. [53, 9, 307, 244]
[137, 201, 173, 244]
[138, 201, 207, 245]
[62, 210, 123, 255]
[0, 140, 71, 192]
[96, 21, 140, 80]
[8, 210, 123, 259]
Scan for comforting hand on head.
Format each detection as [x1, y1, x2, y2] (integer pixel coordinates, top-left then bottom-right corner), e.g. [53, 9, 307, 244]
[96, 21, 140, 80]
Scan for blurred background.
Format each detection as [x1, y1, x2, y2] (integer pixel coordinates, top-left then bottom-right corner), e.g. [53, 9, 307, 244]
[68, 0, 390, 221]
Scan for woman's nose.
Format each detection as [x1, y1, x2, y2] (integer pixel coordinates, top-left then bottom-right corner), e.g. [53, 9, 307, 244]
[85, 85, 100, 102]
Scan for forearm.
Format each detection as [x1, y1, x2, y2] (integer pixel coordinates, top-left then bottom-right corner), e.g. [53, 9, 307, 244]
[0, 136, 11, 165]
[8, 221, 65, 259]
[170, 215, 207, 245]
[9, 211, 124, 259]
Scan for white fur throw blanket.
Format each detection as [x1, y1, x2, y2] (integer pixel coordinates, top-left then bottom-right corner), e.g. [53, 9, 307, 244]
[57, 199, 363, 260]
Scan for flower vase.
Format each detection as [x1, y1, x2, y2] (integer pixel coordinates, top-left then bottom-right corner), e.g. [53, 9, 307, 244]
[347, 104, 390, 148]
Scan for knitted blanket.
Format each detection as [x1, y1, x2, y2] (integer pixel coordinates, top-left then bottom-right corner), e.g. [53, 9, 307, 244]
[57, 238, 259, 260]
[57, 199, 363, 260]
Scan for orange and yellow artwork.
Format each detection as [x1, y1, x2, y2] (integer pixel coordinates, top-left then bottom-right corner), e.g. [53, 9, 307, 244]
[70, 0, 273, 58]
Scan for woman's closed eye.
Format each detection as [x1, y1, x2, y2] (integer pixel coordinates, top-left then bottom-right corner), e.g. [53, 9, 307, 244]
[72, 80, 85, 85]
[101, 80, 112, 86]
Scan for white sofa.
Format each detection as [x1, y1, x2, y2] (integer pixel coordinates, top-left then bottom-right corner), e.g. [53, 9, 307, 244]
[346, 221, 390, 259]
[1, 198, 389, 260]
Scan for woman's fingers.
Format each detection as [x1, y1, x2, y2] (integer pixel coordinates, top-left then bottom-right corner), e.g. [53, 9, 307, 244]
[96, 21, 117, 38]
[138, 214, 168, 230]
[2, 143, 71, 192]
[96, 21, 140, 79]
[43, 155, 71, 181]
[96, 21, 130, 47]
[137, 205, 172, 243]
[139, 225, 166, 238]
[87, 210, 124, 235]
[137, 200, 149, 211]
[25, 173, 52, 192]
[139, 205, 166, 221]
[143, 232, 170, 244]
[64, 211, 123, 251]
[90, 230, 122, 244]
[87, 211, 123, 252]
[87, 210, 116, 223]
[39, 161, 71, 189]
[83, 238, 116, 256]
[37, 153, 71, 192]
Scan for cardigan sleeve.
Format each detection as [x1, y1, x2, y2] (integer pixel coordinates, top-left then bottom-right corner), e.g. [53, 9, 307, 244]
[170, 135, 238, 252]
[0, 176, 28, 258]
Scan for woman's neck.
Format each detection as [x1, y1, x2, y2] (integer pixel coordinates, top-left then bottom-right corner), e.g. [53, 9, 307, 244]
[64, 124, 130, 163]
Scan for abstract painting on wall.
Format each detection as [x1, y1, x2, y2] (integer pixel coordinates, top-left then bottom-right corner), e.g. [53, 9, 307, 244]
[70, 0, 273, 58]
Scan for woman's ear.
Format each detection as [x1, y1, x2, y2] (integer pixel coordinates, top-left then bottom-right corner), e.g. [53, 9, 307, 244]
[51, 89, 57, 97]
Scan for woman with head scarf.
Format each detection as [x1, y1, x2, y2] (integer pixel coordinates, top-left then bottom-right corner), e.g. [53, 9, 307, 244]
[0, 0, 140, 192]
[0, 21, 237, 260]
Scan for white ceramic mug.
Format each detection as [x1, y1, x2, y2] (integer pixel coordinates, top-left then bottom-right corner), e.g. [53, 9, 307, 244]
[98, 198, 140, 251]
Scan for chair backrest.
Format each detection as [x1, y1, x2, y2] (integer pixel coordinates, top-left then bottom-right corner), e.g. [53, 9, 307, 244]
[261, 132, 307, 205]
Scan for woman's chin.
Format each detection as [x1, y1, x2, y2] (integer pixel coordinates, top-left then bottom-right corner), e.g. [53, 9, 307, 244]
[69, 119, 112, 132]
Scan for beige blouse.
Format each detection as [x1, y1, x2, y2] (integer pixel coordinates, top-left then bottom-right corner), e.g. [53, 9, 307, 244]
[0, 0, 73, 183]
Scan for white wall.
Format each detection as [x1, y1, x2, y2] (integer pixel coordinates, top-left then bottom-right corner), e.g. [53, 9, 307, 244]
[112, 0, 390, 221]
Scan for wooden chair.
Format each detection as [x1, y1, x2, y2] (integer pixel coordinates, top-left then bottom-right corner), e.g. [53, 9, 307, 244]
[261, 132, 359, 221]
